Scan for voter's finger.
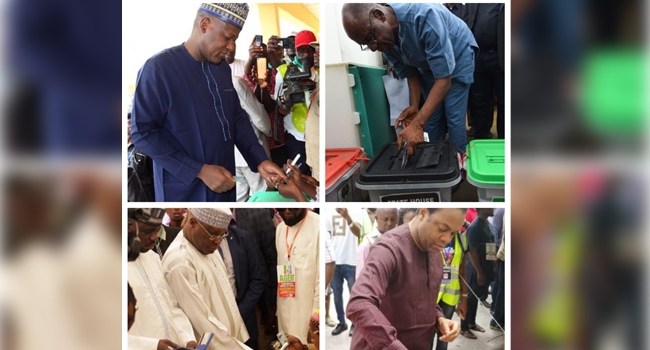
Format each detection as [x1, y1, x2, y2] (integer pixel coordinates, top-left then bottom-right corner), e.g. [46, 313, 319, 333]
[407, 140, 416, 157]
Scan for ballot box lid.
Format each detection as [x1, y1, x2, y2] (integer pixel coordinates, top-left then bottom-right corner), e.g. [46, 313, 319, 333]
[325, 148, 366, 189]
[466, 139, 505, 185]
[358, 141, 460, 184]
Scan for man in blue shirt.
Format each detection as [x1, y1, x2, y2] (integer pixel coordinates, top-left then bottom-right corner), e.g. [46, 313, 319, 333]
[131, 3, 286, 202]
[342, 3, 478, 156]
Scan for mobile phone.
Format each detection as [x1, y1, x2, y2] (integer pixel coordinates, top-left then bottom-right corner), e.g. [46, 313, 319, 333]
[256, 57, 267, 81]
[278, 37, 295, 49]
[254, 35, 263, 47]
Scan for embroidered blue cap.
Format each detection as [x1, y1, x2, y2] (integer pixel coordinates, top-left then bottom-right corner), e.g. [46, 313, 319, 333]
[200, 3, 249, 30]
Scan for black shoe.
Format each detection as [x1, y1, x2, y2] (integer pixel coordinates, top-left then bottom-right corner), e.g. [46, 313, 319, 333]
[349, 324, 355, 337]
[332, 323, 348, 336]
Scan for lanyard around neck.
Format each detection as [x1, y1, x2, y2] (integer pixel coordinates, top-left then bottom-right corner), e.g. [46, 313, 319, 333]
[285, 214, 308, 262]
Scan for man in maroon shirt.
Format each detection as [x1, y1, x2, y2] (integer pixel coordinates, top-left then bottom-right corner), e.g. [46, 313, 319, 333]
[347, 208, 466, 350]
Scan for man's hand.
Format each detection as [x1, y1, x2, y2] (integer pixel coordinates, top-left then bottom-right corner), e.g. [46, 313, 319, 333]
[286, 334, 306, 350]
[267, 35, 283, 58]
[456, 298, 468, 320]
[437, 317, 461, 342]
[248, 37, 265, 61]
[386, 65, 399, 79]
[197, 164, 236, 193]
[185, 341, 198, 349]
[395, 105, 419, 130]
[335, 208, 352, 221]
[397, 122, 425, 156]
[157, 339, 180, 350]
[258, 160, 288, 188]
[477, 272, 486, 286]
[277, 179, 308, 202]
[284, 160, 302, 184]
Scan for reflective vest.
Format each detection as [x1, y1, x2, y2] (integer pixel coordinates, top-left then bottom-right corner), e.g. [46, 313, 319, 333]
[277, 64, 319, 134]
[437, 233, 466, 306]
[359, 210, 377, 243]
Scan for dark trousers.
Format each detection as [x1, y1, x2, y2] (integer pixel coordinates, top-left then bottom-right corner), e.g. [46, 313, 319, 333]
[432, 301, 456, 350]
[490, 278, 499, 313]
[461, 268, 490, 330]
[469, 50, 504, 139]
[284, 132, 311, 176]
[242, 310, 259, 350]
[492, 260, 505, 327]
[270, 145, 288, 169]
[331, 264, 356, 325]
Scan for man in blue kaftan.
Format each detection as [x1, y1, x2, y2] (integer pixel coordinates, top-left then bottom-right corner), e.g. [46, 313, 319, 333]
[131, 3, 286, 202]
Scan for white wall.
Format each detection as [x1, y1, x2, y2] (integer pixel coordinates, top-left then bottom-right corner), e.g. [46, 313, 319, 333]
[322, 3, 384, 149]
[322, 3, 383, 67]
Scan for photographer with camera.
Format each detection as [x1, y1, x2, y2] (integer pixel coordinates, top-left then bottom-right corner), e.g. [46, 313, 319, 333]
[128, 208, 198, 350]
[243, 37, 288, 169]
[268, 30, 318, 177]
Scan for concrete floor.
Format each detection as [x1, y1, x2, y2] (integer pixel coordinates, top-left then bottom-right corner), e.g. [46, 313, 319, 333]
[323, 284, 504, 350]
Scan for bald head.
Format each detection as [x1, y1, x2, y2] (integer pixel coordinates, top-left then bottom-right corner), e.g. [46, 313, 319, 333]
[341, 3, 397, 52]
[342, 3, 374, 41]
[376, 208, 398, 234]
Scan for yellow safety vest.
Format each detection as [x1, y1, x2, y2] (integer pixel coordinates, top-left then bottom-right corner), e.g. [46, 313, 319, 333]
[277, 64, 318, 134]
[437, 233, 466, 306]
[359, 210, 377, 243]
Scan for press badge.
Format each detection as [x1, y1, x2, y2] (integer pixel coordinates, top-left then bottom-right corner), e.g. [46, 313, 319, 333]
[486, 243, 497, 261]
[277, 264, 296, 298]
[441, 265, 452, 285]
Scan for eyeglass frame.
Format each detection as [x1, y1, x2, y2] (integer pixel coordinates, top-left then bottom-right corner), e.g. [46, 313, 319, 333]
[195, 219, 229, 241]
[360, 6, 378, 51]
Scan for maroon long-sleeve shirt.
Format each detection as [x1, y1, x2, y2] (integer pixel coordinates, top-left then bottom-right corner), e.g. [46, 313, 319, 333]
[347, 223, 445, 350]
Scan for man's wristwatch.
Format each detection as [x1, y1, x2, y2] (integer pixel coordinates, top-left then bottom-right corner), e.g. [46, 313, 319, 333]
[348, 221, 355, 228]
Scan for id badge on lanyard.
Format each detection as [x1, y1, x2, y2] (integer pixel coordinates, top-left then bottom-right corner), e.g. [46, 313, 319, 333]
[441, 265, 452, 285]
[486, 243, 497, 261]
[277, 264, 296, 298]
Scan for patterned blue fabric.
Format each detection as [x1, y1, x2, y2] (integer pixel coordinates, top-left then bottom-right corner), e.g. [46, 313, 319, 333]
[200, 3, 249, 29]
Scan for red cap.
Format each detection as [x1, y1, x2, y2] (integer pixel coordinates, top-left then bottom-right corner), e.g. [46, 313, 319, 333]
[295, 30, 317, 49]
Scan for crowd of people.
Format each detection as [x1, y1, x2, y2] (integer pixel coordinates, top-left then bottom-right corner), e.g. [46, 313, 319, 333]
[127, 208, 320, 350]
[127, 3, 320, 202]
[341, 3, 505, 156]
[324, 208, 505, 349]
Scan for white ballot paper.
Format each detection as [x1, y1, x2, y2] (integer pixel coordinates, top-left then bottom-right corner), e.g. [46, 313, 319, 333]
[382, 75, 410, 126]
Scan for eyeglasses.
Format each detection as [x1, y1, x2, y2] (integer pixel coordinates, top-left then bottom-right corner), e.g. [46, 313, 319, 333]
[195, 220, 229, 241]
[277, 208, 302, 213]
[360, 7, 377, 51]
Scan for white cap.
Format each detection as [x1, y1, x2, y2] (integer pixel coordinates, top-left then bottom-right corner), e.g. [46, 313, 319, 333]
[190, 208, 232, 228]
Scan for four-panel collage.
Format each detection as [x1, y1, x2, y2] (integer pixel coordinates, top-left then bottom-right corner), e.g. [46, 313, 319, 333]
[125, 2, 506, 350]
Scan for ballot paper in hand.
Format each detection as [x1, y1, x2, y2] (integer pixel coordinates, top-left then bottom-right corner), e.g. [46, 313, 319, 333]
[382, 75, 410, 126]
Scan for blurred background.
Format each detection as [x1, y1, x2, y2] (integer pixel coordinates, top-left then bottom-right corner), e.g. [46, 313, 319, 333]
[0, 0, 648, 350]
[510, 0, 648, 350]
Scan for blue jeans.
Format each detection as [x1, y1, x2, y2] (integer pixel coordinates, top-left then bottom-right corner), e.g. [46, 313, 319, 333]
[331, 264, 356, 325]
[490, 278, 499, 315]
[491, 260, 505, 327]
[424, 80, 471, 155]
